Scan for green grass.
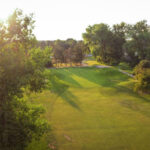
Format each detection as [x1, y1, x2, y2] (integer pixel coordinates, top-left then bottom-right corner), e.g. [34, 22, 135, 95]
[83, 59, 106, 67]
[84, 58, 133, 74]
[26, 67, 150, 150]
[113, 62, 133, 74]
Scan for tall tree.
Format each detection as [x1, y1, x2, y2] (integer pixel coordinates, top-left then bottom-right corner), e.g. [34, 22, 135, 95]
[7, 9, 36, 52]
[71, 41, 86, 65]
[53, 40, 69, 65]
[83, 23, 121, 65]
[0, 9, 49, 150]
[112, 22, 127, 62]
[124, 20, 150, 66]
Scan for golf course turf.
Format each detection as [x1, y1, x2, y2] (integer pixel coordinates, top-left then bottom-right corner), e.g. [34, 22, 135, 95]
[26, 67, 150, 150]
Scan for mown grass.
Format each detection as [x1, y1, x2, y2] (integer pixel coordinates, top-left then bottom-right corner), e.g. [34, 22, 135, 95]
[84, 57, 133, 74]
[83, 59, 104, 66]
[26, 67, 150, 150]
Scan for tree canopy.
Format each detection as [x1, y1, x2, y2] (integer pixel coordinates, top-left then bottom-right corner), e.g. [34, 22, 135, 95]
[0, 9, 50, 150]
[83, 21, 150, 66]
[83, 23, 125, 65]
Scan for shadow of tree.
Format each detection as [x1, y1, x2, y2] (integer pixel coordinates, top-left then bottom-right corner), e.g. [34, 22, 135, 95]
[47, 68, 150, 111]
[116, 86, 150, 103]
[117, 86, 150, 118]
[63, 67, 129, 87]
[61, 67, 150, 103]
[50, 68, 81, 87]
[47, 71, 80, 110]
[61, 91, 80, 110]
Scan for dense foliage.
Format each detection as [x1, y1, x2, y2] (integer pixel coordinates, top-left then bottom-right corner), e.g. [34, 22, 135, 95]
[0, 9, 50, 150]
[52, 39, 87, 66]
[123, 20, 150, 67]
[83, 21, 150, 67]
[37, 39, 88, 67]
[82, 23, 126, 65]
[134, 60, 150, 93]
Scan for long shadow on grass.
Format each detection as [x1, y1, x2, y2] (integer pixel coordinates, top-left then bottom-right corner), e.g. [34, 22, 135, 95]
[117, 86, 150, 118]
[62, 67, 150, 103]
[63, 67, 129, 87]
[47, 71, 80, 110]
[117, 86, 150, 102]
[50, 68, 81, 87]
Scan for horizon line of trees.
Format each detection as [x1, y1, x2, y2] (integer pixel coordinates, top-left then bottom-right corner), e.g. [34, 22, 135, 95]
[82, 20, 150, 67]
[83, 20, 150, 93]
[37, 39, 89, 67]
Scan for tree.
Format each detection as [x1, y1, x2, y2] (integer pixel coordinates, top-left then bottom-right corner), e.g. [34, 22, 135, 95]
[134, 60, 150, 93]
[37, 40, 54, 50]
[0, 22, 6, 49]
[71, 41, 86, 65]
[0, 9, 49, 150]
[65, 39, 77, 65]
[52, 39, 87, 66]
[124, 20, 150, 67]
[112, 22, 127, 62]
[53, 40, 68, 66]
[82, 23, 122, 65]
[7, 9, 36, 52]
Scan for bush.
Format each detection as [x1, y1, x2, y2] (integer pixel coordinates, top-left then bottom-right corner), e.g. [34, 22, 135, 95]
[134, 60, 150, 93]
[0, 98, 49, 150]
[136, 59, 150, 69]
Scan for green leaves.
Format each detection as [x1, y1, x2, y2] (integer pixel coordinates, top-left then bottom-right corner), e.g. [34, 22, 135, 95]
[83, 21, 150, 67]
[52, 39, 86, 65]
[0, 9, 50, 150]
[134, 60, 150, 93]
[0, 98, 49, 150]
[83, 23, 124, 65]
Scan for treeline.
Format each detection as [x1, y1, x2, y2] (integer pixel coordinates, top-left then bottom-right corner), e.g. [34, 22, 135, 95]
[37, 39, 88, 67]
[83, 21, 150, 93]
[83, 21, 150, 67]
[37, 40, 54, 49]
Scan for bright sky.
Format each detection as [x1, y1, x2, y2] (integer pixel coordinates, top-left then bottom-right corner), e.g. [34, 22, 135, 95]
[0, 0, 150, 40]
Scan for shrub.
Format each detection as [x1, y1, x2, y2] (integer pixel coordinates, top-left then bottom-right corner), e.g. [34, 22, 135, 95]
[134, 60, 150, 93]
[0, 98, 49, 150]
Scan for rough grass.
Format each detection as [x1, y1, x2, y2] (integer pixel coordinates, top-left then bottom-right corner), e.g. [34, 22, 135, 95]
[26, 67, 150, 150]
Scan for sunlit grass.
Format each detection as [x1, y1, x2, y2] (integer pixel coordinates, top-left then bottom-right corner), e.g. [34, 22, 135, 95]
[83, 60, 106, 66]
[26, 67, 150, 150]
